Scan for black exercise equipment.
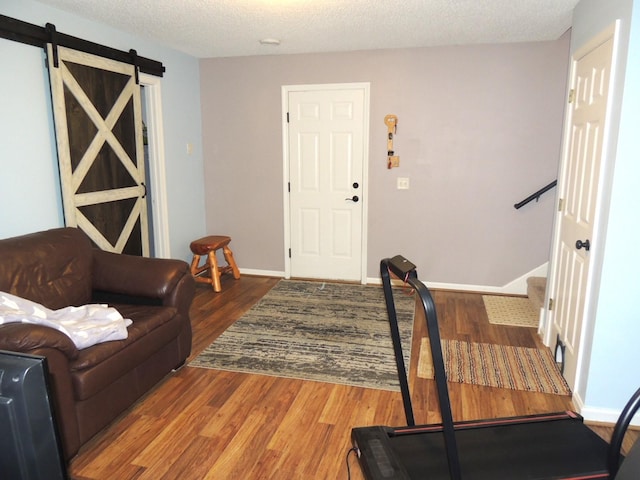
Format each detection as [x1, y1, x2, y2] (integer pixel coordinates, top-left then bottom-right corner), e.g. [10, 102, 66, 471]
[351, 255, 640, 479]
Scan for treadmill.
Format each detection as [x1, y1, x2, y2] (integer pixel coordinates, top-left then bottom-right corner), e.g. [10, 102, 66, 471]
[351, 255, 640, 479]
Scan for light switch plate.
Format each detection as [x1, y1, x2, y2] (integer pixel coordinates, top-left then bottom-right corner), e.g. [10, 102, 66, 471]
[397, 177, 410, 190]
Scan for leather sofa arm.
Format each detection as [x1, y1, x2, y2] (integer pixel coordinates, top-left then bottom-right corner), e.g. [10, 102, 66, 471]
[27, 346, 82, 459]
[0, 325, 82, 458]
[0, 323, 79, 360]
[91, 249, 195, 313]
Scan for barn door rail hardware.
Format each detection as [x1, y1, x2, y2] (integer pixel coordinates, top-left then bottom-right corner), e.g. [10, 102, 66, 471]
[0, 14, 165, 77]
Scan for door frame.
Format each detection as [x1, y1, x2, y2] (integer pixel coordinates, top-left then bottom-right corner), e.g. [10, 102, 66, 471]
[542, 22, 620, 397]
[281, 82, 370, 283]
[139, 73, 171, 258]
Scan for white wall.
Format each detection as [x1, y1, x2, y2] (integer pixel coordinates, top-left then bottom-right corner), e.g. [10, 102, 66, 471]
[570, 0, 640, 422]
[0, 0, 206, 262]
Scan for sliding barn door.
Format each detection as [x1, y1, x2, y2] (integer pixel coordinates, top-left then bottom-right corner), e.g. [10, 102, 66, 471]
[47, 45, 150, 255]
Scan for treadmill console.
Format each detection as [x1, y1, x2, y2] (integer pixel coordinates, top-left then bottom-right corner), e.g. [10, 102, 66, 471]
[387, 255, 416, 279]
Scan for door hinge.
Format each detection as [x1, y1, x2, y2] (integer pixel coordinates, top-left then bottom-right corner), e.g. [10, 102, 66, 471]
[288, 248, 291, 258]
[288, 182, 290, 193]
[548, 298, 554, 311]
[558, 198, 564, 212]
[568, 89, 575, 104]
[286, 112, 289, 123]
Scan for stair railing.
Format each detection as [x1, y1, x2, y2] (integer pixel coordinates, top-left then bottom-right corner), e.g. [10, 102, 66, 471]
[514, 180, 557, 209]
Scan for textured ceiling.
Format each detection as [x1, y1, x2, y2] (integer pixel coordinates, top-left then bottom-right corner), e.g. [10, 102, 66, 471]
[34, 0, 579, 58]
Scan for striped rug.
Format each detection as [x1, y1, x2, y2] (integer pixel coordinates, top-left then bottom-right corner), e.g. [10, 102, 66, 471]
[417, 338, 571, 396]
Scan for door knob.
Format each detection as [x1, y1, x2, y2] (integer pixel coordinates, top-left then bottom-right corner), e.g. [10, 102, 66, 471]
[353, 182, 359, 189]
[575, 239, 590, 251]
[345, 195, 359, 202]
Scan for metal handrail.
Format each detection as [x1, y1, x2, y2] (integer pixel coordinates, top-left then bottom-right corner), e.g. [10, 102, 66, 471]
[514, 180, 557, 209]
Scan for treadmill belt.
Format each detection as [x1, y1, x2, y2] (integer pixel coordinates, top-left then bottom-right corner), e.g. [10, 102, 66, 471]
[352, 413, 611, 479]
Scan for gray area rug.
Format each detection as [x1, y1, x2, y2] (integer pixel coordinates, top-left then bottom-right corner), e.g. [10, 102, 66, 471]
[190, 280, 415, 391]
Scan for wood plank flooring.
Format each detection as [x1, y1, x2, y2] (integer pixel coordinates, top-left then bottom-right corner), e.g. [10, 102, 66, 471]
[68, 275, 636, 479]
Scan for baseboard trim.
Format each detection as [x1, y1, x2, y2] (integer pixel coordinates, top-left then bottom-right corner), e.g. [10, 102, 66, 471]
[569, 391, 639, 427]
[367, 262, 548, 295]
[580, 405, 640, 427]
[244, 265, 549, 295]
[501, 262, 549, 295]
[366, 277, 510, 293]
[239, 268, 285, 278]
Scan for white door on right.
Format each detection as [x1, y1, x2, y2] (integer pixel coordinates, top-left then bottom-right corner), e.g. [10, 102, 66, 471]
[548, 25, 616, 391]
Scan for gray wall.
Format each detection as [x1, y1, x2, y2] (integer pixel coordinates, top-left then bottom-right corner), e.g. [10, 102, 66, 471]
[200, 35, 571, 288]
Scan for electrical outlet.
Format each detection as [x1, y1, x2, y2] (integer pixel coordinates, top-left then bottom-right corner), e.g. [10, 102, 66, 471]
[397, 177, 410, 190]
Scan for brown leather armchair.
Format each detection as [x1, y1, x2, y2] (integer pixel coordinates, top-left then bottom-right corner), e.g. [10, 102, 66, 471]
[0, 227, 195, 461]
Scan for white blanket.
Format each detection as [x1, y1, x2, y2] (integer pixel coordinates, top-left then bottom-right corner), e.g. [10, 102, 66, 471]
[0, 291, 132, 350]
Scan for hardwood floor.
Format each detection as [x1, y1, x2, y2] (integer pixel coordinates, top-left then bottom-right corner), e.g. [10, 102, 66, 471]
[68, 276, 636, 479]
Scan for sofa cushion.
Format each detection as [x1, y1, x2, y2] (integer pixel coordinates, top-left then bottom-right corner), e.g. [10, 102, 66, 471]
[0, 228, 93, 309]
[70, 304, 179, 400]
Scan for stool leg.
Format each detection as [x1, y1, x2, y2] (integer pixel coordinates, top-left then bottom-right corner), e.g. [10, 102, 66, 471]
[208, 250, 222, 292]
[190, 254, 201, 277]
[223, 245, 241, 279]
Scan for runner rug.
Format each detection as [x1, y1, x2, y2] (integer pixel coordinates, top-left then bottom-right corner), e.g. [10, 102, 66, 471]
[417, 338, 571, 395]
[482, 295, 539, 327]
[190, 280, 415, 391]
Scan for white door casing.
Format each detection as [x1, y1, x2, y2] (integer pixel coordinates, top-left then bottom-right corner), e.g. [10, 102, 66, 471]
[47, 45, 150, 255]
[139, 73, 171, 258]
[283, 83, 370, 282]
[544, 23, 618, 393]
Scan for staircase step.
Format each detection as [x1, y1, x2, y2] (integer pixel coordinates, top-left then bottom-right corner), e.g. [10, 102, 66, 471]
[526, 276, 547, 311]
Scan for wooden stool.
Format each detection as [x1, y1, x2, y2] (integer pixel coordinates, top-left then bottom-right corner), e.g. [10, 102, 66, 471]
[189, 235, 240, 292]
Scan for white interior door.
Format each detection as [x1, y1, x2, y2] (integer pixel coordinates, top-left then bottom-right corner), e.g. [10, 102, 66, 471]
[285, 84, 369, 281]
[545, 25, 616, 391]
